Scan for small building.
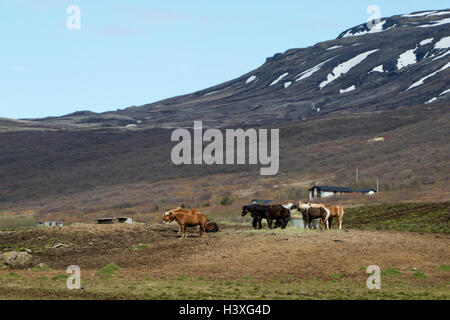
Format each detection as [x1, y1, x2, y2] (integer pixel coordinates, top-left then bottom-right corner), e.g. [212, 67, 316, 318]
[308, 186, 376, 200]
[36, 221, 63, 227]
[96, 218, 115, 224]
[117, 217, 132, 224]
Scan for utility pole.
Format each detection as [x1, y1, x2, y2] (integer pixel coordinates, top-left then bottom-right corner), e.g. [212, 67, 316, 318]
[356, 168, 359, 184]
[377, 178, 379, 193]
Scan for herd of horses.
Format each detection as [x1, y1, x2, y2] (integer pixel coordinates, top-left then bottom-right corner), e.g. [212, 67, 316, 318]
[242, 201, 344, 231]
[163, 201, 344, 239]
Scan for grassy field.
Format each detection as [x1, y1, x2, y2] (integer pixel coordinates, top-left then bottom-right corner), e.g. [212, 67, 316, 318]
[344, 202, 450, 233]
[0, 210, 449, 300]
[1, 267, 449, 300]
[0, 202, 448, 300]
[0, 214, 35, 231]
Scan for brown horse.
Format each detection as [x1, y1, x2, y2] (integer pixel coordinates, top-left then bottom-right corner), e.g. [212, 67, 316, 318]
[324, 206, 345, 230]
[164, 207, 200, 234]
[296, 201, 330, 230]
[163, 211, 207, 239]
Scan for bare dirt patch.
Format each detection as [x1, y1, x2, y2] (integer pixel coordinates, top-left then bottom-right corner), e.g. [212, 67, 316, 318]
[1, 223, 449, 283]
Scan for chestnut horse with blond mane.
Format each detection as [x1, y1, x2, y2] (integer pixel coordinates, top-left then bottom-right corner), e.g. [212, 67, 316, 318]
[163, 210, 207, 239]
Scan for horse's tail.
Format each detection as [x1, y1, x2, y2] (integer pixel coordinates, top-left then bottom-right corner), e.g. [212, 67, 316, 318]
[323, 207, 330, 221]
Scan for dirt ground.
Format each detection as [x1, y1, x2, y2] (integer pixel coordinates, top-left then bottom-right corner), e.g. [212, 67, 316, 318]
[0, 222, 449, 299]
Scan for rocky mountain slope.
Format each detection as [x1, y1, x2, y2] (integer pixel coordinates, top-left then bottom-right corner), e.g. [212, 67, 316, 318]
[15, 9, 450, 130]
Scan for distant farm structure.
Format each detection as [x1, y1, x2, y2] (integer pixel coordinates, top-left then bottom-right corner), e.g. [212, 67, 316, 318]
[308, 186, 376, 200]
[96, 217, 133, 224]
[36, 221, 63, 227]
[117, 217, 133, 224]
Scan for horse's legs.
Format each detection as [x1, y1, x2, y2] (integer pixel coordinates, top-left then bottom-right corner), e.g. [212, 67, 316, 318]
[258, 217, 263, 229]
[200, 223, 206, 237]
[304, 216, 309, 230]
[179, 225, 186, 239]
[338, 218, 342, 230]
[252, 217, 258, 229]
[273, 219, 281, 229]
[268, 219, 273, 229]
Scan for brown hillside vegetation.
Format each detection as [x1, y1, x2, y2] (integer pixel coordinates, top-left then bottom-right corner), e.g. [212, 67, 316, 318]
[0, 103, 448, 217]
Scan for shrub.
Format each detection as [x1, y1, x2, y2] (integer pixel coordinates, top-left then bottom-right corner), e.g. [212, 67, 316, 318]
[220, 195, 234, 206]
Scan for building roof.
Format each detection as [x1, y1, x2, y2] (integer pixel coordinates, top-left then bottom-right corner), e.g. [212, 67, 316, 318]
[308, 186, 377, 193]
[353, 188, 377, 193]
[308, 186, 353, 192]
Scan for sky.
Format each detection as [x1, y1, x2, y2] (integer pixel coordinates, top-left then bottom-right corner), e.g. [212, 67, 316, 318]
[1, 0, 448, 119]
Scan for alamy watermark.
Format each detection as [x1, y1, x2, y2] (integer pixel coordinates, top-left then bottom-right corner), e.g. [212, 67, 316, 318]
[171, 121, 279, 175]
[66, 5, 81, 30]
[66, 265, 81, 289]
[366, 5, 381, 31]
[366, 265, 381, 290]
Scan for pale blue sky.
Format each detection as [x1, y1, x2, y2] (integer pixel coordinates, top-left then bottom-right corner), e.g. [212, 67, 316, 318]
[1, 0, 448, 119]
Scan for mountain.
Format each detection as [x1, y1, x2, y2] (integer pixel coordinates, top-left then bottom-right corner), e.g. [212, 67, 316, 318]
[1, 9, 449, 214]
[13, 9, 450, 131]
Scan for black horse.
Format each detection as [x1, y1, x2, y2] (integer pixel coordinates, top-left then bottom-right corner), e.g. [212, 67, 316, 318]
[242, 204, 290, 229]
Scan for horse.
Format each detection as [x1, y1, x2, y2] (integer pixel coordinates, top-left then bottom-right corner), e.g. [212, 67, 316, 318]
[163, 211, 207, 239]
[282, 203, 296, 210]
[242, 204, 290, 229]
[296, 201, 330, 230]
[164, 207, 201, 234]
[324, 206, 344, 230]
[294, 200, 326, 209]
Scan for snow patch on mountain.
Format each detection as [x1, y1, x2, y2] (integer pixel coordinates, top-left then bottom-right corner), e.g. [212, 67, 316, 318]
[420, 38, 434, 45]
[397, 48, 417, 70]
[435, 36, 450, 49]
[440, 88, 450, 96]
[402, 11, 437, 17]
[340, 85, 356, 94]
[406, 62, 450, 91]
[295, 57, 336, 82]
[284, 81, 292, 89]
[270, 73, 289, 86]
[432, 50, 450, 60]
[319, 49, 379, 89]
[246, 75, 257, 84]
[427, 11, 450, 16]
[341, 21, 396, 38]
[426, 97, 438, 104]
[418, 17, 450, 28]
[327, 45, 343, 50]
[372, 65, 384, 73]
